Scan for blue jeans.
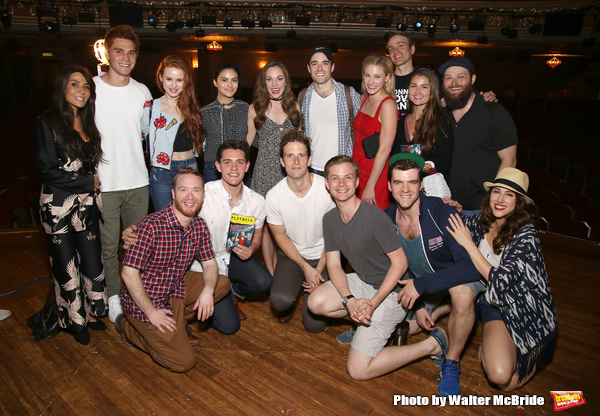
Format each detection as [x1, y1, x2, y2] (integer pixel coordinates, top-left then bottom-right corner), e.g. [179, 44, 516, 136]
[149, 157, 198, 211]
[204, 161, 252, 187]
[203, 161, 220, 183]
[209, 253, 272, 335]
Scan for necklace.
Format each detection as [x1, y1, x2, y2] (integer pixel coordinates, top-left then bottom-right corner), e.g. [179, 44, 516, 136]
[409, 113, 422, 122]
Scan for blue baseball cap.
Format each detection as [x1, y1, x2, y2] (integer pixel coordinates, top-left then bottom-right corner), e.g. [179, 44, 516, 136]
[438, 57, 475, 75]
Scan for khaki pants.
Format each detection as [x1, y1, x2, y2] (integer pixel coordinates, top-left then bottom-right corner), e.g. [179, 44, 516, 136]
[122, 271, 231, 372]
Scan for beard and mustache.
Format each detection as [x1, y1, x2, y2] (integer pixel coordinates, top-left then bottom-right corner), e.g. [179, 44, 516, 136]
[443, 81, 474, 110]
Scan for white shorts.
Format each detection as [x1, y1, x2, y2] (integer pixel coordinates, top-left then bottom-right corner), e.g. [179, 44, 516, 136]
[326, 273, 407, 357]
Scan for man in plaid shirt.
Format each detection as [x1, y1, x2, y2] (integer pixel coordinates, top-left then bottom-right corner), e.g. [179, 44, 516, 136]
[116, 167, 231, 372]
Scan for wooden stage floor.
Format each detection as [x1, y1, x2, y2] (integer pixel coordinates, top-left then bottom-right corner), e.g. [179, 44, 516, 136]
[0, 228, 597, 415]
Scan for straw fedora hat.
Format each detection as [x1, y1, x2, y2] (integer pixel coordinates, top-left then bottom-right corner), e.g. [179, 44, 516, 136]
[483, 168, 533, 204]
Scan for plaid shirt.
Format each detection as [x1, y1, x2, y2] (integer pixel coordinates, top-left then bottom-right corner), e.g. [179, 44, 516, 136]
[121, 203, 215, 323]
[301, 78, 361, 157]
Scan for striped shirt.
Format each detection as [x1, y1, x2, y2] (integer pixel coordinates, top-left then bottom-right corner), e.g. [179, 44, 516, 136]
[121, 203, 215, 323]
[200, 98, 249, 163]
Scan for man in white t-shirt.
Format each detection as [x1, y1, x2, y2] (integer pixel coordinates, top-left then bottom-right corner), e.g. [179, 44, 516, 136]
[189, 140, 272, 332]
[266, 131, 335, 330]
[300, 46, 361, 176]
[94, 25, 152, 322]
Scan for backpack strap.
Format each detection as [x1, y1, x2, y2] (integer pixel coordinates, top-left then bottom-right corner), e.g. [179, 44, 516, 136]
[344, 84, 355, 143]
[298, 87, 308, 108]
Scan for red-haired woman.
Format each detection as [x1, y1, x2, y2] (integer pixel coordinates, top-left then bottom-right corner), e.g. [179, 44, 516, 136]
[143, 55, 203, 211]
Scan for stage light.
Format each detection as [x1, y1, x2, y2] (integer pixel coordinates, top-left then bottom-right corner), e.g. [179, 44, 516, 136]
[502, 27, 518, 39]
[37, 7, 60, 34]
[528, 23, 543, 35]
[1, 10, 11, 29]
[414, 21, 422, 31]
[148, 16, 158, 28]
[166, 20, 184, 32]
[449, 23, 459, 34]
[427, 23, 437, 37]
[223, 17, 234, 28]
[396, 22, 406, 31]
[241, 19, 255, 29]
[259, 19, 272, 28]
[62, 16, 77, 26]
[186, 18, 200, 28]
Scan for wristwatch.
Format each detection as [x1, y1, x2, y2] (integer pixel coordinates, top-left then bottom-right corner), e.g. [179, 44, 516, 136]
[341, 294, 355, 308]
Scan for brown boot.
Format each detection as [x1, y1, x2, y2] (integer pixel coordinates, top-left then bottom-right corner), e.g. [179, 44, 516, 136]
[277, 310, 294, 324]
[233, 297, 247, 321]
[185, 325, 201, 346]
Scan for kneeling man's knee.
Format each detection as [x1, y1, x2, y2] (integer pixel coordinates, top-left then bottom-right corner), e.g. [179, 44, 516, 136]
[449, 285, 475, 310]
[168, 352, 197, 373]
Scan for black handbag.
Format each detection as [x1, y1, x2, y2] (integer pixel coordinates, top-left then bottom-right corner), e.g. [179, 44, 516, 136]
[26, 279, 60, 341]
[362, 132, 380, 159]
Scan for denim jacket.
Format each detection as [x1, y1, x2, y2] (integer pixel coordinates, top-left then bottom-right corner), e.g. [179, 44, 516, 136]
[141, 99, 197, 170]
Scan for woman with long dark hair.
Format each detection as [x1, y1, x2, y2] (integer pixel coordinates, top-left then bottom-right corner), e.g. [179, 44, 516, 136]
[447, 168, 557, 391]
[143, 55, 203, 211]
[35, 65, 107, 345]
[201, 63, 249, 183]
[352, 54, 397, 209]
[391, 67, 454, 176]
[247, 61, 302, 273]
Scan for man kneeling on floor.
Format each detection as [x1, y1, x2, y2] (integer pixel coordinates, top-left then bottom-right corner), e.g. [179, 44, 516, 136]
[308, 156, 448, 381]
[116, 167, 230, 372]
[385, 153, 484, 396]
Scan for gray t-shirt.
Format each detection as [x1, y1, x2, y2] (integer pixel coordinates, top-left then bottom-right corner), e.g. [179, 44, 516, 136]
[323, 201, 402, 289]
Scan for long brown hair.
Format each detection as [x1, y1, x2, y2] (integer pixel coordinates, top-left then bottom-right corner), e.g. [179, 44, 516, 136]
[407, 67, 450, 155]
[252, 61, 302, 130]
[480, 190, 536, 255]
[156, 55, 203, 154]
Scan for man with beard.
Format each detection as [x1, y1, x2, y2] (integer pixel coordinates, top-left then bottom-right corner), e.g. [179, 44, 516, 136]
[299, 46, 361, 176]
[385, 34, 496, 116]
[122, 141, 271, 333]
[439, 57, 518, 215]
[116, 168, 230, 372]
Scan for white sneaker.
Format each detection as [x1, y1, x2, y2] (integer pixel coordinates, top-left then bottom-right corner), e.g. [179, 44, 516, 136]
[0, 309, 11, 321]
[108, 295, 123, 323]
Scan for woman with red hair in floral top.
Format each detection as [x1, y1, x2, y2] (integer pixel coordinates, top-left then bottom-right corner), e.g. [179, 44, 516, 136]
[143, 55, 204, 211]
